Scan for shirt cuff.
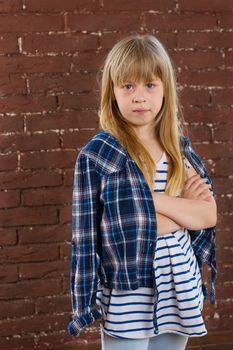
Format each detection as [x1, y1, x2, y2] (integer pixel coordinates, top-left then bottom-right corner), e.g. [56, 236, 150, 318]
[67, 308, 102, 336]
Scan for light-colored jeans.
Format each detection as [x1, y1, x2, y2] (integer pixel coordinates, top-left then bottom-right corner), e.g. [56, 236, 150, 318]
[101, 327, 189, 350]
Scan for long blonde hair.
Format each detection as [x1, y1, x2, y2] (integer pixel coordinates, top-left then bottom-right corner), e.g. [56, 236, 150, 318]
[97, 33, 189, 196]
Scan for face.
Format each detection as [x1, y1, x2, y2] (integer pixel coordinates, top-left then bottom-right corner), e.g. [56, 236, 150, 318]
[113, 76, 164, 129]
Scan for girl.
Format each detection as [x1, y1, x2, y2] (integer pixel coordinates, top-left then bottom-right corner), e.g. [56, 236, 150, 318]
[67, 34, 217, 350]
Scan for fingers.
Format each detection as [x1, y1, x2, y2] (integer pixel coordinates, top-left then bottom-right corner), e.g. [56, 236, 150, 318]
[184, 174, 208, 191]
[183, 175, 211, 200]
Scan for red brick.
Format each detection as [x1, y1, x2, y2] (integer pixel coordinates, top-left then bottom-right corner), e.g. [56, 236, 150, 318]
[180, 87, 210, 106]
[0, 228, 17, 245]
[59, 242, 71, 260]
[0, 337, 35, 350]
[64, 169, 74, 186]
[103, 0, 174, 10]
[61, 275, 70, 293]
[36, 295, 71, 314]
[0, 74, 26, 95]
[29, 72, 98, 93]
[23, 33, 98, 54]
[145, 13, 218, 30]
[212, 180, 233, 198]
[205, 317, 233, 332]
[0, 95, 56, 113]
[0, 313, 69, 337]
[0, 115, 24, 133]
[185, 125, 211, 142]
[172, 51, 222, 69]
[59, 92, 99, 110]
[0, 244, 59, 263]
[188, 332, 233, 348]
[214, 159, 233, 177]
[0, 14, 62, 33]
[217, 214, 233, 231]
[68, 13, 141, 31]
[25, 111, 99, 132]
[72, 50, 106, 71]
[0, 170, 62, 189]
[0, 299, 35, 319]
[183, 106, 230, 123]
[59, 204, 72, 224]
[0, 34, 18, 54]
[225, 51, 233, 67]
[20, 150, 77, 170]
[177, 31, 233, 49]
[214, 123, 233, 141]
[211, 89, 232, 105]
[0, 278, 62, 299]
[179, 0, 233, 12]
[0, 264, 18, 283]
[0, 0, 22, 13]
[0, 154, 18, 171]
[0, 56, 71, 73]
[178, 70, 233, 87]
[26, 0, 100, 12]
[215, 300, 233, 317]
[32, 332, 86, 350]
[188, 141, 232, 160]
[0, 207, 58, 227]
[0, 132, 60, 153]
[18, 224, 71, 244]
[21, 187, 72, 206]
[0, 190, 20, 208]
[216, 196, 233, 213]
[19, 260, 69, 279]
[218, 13, 233, 28]
[62, 129, 98, 148]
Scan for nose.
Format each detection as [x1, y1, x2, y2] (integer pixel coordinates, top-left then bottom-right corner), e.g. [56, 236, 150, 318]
[132, 86, 146, 103]
[133, 96, 146, 103]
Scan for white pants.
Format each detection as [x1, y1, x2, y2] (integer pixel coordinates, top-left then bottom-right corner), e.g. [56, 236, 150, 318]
[101, 327, 189, 350]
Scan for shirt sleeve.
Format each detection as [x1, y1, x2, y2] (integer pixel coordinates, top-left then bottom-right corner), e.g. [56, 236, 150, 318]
[67, 151, 102, 337]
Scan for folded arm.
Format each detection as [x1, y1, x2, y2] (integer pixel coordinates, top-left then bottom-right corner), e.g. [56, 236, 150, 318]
[156, 212, 184, 235]
[153, 192, 217, 230]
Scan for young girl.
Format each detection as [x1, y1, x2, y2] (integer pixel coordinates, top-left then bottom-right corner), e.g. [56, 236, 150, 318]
[67, 34, 217, 350]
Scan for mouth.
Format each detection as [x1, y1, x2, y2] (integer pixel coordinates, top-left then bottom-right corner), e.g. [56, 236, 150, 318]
[133, 109, 150, 113]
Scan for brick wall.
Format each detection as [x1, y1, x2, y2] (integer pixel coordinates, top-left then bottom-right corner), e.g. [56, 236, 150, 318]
[0, 1, 232, 349]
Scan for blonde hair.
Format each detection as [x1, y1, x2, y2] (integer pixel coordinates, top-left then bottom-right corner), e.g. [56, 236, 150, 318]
[97, 33, 189, 196]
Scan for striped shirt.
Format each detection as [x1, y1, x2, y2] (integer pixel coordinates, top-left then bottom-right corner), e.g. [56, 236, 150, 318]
[96, 152, 207, 339]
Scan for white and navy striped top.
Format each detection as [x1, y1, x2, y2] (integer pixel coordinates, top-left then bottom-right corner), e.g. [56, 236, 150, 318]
[96, 151, 207, 339]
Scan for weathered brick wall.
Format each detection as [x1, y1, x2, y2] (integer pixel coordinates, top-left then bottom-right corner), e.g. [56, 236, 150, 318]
[0, 1, 232, 349]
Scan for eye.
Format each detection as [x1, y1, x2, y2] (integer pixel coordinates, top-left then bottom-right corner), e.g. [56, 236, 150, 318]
[122, 83, 133, 90]
[146, 82, 156, 89]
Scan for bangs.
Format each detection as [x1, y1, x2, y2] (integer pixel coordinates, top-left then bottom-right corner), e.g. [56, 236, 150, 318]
[110, 41, 164, 86]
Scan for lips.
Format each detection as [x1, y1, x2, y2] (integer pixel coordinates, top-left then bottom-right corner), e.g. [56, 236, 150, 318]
[133, 109, 150, 112]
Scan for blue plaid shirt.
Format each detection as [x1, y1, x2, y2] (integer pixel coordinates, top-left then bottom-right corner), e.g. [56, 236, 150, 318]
[67, 130, 217, 337]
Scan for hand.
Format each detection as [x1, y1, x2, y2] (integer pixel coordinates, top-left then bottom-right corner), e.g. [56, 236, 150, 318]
[181, 174, 212, 202]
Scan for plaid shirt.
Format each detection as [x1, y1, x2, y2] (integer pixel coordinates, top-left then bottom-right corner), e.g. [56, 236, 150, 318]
[67, 130, 217, 337]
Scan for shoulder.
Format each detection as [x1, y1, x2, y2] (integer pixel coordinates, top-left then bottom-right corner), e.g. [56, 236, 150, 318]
[78, 130, 128, 175]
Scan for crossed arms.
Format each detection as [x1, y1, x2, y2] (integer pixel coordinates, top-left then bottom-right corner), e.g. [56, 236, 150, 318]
[153, 166, 217, 235]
